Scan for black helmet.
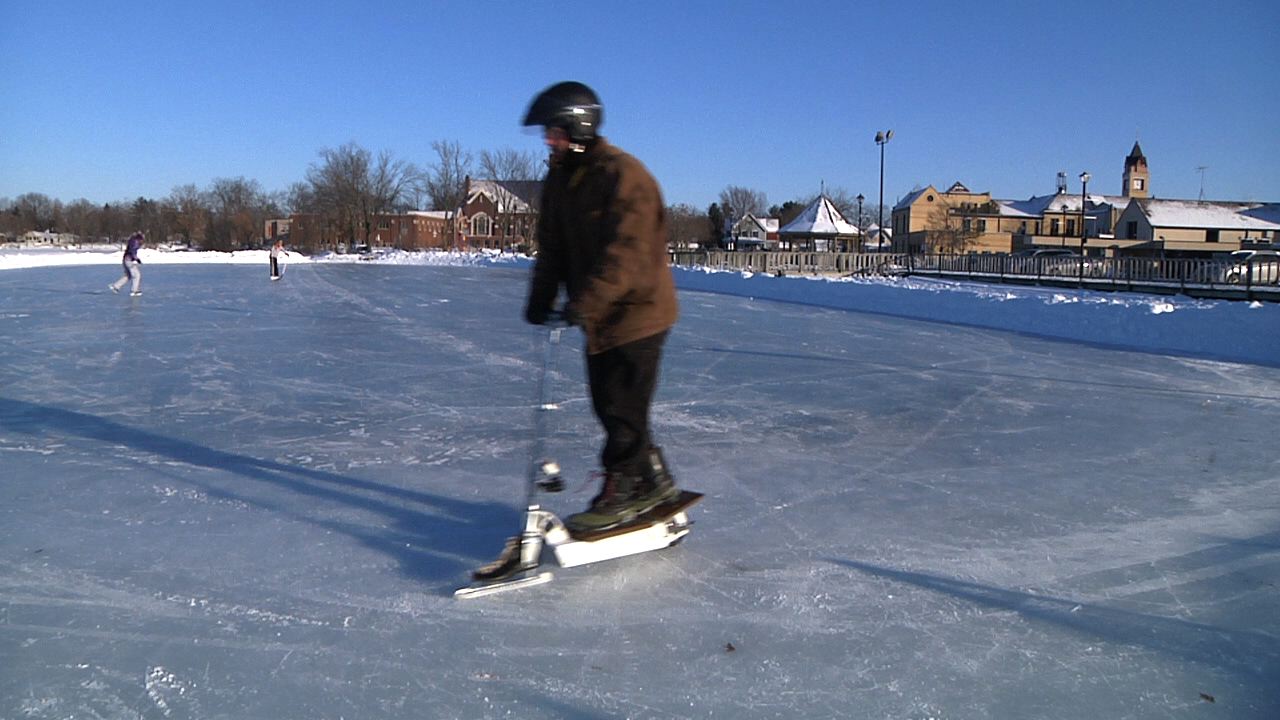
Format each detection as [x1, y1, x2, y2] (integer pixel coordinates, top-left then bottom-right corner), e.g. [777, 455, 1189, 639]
[522, 81, 603, 143]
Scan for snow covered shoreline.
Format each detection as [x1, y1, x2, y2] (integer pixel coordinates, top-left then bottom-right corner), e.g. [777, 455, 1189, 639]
[4, 246, 1276, 367]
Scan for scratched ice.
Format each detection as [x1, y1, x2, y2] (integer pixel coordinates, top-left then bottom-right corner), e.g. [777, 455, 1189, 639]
[1, 258, 1278, 719]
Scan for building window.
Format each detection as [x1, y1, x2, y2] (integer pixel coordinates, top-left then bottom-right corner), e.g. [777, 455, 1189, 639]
[1066, 219, 1075, 236]
[1206, 229, 1219, 243]
[471, 214, 491, 236]
[1133, 177, 1145, 191]
[977, 219, 987, 232]
[1050, 219, 1060, 235]
[1126, 221, 1138, 239]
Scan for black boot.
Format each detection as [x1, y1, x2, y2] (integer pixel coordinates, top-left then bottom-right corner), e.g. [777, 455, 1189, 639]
[636, 445, 680, 506]
[566, 471, 646, 533]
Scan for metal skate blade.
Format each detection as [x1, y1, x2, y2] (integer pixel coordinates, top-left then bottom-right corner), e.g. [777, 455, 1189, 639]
[454, 571, 553, 599]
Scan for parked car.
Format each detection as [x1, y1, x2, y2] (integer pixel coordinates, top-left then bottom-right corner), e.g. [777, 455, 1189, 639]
[1219, 249, 1280, 285]
[1011, 248, 1077, 258]
[1010, 248, 1088, 276]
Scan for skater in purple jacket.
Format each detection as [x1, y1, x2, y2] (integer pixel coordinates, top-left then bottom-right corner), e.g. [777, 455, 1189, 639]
[109, 232, 144, 296]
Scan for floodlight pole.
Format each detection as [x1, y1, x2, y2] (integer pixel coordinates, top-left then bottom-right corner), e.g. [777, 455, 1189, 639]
[1080, 169, 1090, 284]
[1079, 171, 1090, 255]
[1077, 171, 1091, 286]
[875, 130, 893, 252]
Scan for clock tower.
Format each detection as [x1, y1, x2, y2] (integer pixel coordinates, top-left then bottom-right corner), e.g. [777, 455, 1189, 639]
[1123, 141, 1150, 198]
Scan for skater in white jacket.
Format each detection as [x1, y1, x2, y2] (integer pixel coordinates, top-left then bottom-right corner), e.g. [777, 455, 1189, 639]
[109, 232, 144, 296]
[269, 239, 284, 280]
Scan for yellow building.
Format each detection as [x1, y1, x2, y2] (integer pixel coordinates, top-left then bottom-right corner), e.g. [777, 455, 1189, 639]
[890, 143, 1276, 257]
[1114, 199, 1279, 255]
[891, 182, 1009, 253]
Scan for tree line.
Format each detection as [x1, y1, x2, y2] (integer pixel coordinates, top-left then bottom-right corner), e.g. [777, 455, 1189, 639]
[1, 142, 887, 252]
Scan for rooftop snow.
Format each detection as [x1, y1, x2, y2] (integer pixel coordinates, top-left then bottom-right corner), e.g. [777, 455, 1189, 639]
[779, 195, 859, 236]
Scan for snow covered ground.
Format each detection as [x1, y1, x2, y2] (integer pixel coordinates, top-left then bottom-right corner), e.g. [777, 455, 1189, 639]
[2, 250, 1278, 719]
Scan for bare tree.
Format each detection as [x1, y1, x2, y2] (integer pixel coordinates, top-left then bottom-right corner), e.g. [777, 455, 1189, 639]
[14, 192, 60, 232]
[369, 152, 418, 216]
[207, 177, 271, 250]
[304, 142, 414, 248]
[306, 143, 368, 247]
[128, 196, 173, 245]
[167, 184, 210, 248]
[423, 140, 473, 246]
[666, 203, 706, 250]
[285, 182, 315, 214]
[479, 148, 541, 183]
[99, 202, 130, 242]
[0, 198, 15, 238]
[718, 186, 768, 229]
[475, 147, 543, 251]
[61, 199, 100, 240]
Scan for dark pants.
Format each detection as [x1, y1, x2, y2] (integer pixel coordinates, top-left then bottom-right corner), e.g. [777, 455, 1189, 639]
[270, 256, 279, 277]
[586, 330, 667, 475]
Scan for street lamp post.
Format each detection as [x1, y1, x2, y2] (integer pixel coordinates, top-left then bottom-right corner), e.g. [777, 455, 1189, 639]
[1079, 172, 1090, 285]
[1078, 172, 1090, 254]
[875, 130, 893, 252]
[856, 193, 864, 253]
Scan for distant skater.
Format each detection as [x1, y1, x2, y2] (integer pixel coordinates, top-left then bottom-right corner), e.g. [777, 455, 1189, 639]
[270, 239, 284, 280]
[109, 232, 144, 296]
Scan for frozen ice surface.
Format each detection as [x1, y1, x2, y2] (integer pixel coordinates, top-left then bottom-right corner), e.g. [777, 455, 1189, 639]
[2, 261, 1278, 719]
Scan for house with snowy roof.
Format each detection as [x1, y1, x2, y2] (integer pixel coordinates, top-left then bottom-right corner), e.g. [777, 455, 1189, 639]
[1114, 199, 1280, 254]
[778, 195, 860, 252]
[730, 213, 780, 249]
[20, 230, 79, 246]
[862, 224, 892, 252]
[458, 177, 541, 251]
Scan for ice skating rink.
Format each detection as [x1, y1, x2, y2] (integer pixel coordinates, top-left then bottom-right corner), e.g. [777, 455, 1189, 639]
[3, 262, 1278, 719]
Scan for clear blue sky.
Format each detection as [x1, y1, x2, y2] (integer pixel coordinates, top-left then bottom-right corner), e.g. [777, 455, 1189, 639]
[3, 0, 1278, 211]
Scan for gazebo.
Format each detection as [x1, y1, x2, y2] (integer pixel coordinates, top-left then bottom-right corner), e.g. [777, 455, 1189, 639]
[778, 195, 860, 252]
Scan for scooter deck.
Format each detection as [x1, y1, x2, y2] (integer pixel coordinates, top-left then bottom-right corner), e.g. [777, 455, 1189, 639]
[569, 490, 704, 542]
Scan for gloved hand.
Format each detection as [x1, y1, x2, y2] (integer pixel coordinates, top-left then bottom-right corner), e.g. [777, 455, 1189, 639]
[525, 303, 551, 325]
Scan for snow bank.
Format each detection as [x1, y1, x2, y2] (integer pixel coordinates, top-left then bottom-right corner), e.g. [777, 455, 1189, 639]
[671, 266, 1279, 368]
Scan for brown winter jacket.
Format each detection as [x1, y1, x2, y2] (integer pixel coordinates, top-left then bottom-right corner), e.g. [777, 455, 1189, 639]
[525, 138, 678, 354]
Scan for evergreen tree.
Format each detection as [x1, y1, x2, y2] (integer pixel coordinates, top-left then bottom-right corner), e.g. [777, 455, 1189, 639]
[707, 203, 725, 249]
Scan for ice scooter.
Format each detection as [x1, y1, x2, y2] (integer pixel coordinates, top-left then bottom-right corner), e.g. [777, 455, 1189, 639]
[455, 315, 701, 599]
